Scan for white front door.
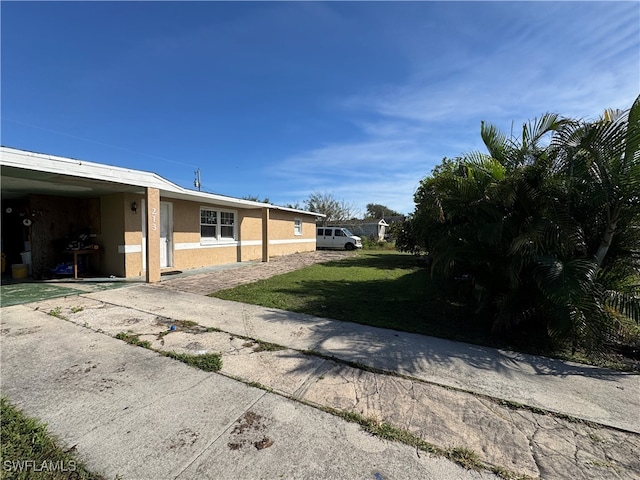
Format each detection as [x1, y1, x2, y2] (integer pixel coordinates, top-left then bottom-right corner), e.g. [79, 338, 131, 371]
[142, 200, 173, 270]
[159, 202, 172, 268]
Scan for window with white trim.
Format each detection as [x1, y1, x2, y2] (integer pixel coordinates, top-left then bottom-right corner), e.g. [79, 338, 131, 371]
[294, 218, 302, 235]
[200, 207, 237, 243]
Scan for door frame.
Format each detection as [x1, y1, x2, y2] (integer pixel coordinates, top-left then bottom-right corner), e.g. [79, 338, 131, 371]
[159, 201, 173, 268]
[141, 200, 174, 270]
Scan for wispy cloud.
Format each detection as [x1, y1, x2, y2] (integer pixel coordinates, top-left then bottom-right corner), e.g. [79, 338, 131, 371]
[270, 2, 639, 215]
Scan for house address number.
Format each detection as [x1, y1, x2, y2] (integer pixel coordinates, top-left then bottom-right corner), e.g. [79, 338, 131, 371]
[151, 207, 158, 231]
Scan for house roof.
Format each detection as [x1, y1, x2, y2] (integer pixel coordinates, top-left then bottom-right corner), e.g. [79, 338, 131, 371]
[0, 146, 323, 217]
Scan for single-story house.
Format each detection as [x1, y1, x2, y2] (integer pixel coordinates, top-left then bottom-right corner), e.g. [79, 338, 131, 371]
[1, 146, 322, 282]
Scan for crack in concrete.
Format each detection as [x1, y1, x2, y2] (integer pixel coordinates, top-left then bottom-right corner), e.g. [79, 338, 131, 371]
[37, 293, 639, 479]
[173, 390, 267, 480]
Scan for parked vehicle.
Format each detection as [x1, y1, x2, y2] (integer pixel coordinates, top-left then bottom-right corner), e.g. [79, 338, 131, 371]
[316, 227, 362, 250]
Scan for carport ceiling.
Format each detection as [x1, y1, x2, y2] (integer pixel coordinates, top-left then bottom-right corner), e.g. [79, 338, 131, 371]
[1, 166, 144, 199]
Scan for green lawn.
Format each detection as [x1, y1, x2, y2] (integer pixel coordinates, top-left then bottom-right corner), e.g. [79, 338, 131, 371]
[213, 251, 490, 344]
[212, 250, 639, 370]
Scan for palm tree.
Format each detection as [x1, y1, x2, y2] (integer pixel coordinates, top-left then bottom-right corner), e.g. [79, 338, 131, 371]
[410, 96, 640, 352]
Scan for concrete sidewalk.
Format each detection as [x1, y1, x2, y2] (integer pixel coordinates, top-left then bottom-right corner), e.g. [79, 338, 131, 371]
[86, 285, 639, 434]
[1, 304, 492, 480]
[4, 283, 639, 479]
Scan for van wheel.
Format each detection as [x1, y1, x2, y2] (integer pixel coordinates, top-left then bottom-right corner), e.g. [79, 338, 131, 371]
[345, 242, 356, 251]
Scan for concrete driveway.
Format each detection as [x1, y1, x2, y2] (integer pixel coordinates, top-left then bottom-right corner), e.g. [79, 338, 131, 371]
[2, 280, 639, 479]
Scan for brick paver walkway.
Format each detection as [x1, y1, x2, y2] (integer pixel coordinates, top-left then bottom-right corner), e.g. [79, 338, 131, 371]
[157, 250, 355, 295]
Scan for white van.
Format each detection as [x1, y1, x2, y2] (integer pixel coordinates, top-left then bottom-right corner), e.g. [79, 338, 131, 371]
[316, 227, 362, 250]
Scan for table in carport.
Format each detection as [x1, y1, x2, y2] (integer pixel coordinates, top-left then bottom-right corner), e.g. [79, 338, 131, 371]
[63, 248, 100, 279]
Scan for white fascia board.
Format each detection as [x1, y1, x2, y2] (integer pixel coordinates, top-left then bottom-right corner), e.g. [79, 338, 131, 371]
[161, 189, 272, 210]
[268, 205, 326, 218]
[0, 146, 323, 217]
[0, 147, 179, 192]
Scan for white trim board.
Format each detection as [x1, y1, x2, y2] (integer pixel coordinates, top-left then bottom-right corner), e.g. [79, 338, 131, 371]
[121, 238, 314, 252]
[269, 238, 316, 245]
[118, 245, 142, 254]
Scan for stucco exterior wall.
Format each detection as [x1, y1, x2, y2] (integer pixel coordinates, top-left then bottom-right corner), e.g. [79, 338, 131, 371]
[168, 200, 264, 269]
[119, 193, 144, 277]
[267, 210, 316, 257]
[100, 193, 126, 277]
[115, 197, 318, 277]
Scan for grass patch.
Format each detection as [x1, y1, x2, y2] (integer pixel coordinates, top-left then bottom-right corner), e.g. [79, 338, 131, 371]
[154, 318, 221, 336]
[212, 250, 639, 370]
[213, 251, 480, 340]
[115, 329, 223, 372]
[115, 332, 152, 349]
[0, 397, 105, 480]
[162, 352, 222, 372]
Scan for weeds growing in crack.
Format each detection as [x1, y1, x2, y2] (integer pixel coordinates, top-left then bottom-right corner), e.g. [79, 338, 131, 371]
[587, 459, 619, 472]
[447, 446, 483, 470]
[490, 466, 535, 480]
[244, 380, 274, 392]
[162, 351, 222, 372]
[314, 406, 534, 479]
[115, 332, 152, 349]
[251, 340, 286, 353]
[47, 307, 67, 320]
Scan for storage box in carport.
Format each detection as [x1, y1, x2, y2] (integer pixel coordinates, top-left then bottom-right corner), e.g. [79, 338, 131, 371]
[11, 263, 28, 279]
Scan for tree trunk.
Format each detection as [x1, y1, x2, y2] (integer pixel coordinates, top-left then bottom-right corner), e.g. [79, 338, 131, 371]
[594, 214, 618, 268]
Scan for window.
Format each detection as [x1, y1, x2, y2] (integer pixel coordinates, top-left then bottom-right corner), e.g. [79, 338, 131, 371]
[335, 229, 344, 237]
[200, 207, 236, 243]
[294, 219, 302, 235]
[220, 211, 235, 240]
[200, 209, 217, 239]
[317, 228, 324, 236]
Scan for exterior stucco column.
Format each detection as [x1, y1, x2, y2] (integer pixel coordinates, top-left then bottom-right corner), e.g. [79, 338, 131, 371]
[262, 207, 270, 262]
[145, 187, 161, 283]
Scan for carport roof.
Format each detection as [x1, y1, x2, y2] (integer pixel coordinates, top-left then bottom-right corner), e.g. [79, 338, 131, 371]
[0, 146, 323, 217]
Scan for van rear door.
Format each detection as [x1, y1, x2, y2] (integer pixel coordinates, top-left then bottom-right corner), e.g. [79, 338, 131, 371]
[317, 227, 330, 249]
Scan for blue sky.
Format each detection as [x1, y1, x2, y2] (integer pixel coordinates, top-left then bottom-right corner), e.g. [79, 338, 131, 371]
[2, 2, 638, 215]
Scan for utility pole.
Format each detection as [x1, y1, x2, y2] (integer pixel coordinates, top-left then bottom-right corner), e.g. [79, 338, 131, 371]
[194, 168, 201, 191]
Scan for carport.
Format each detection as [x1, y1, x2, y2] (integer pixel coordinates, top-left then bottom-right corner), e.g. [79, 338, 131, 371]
[1, 148, 169, 283]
